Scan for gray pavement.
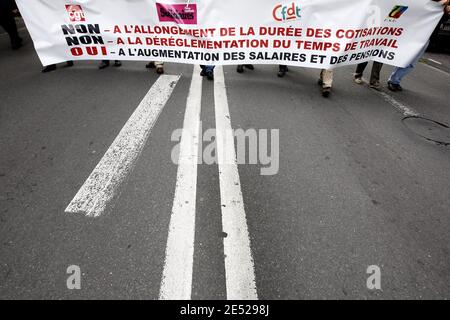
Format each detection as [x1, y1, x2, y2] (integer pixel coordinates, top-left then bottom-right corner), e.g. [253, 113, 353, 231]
[0, 29, 449, 300]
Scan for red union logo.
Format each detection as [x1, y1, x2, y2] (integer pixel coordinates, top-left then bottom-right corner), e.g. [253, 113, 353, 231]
[66, 5, 85, 22]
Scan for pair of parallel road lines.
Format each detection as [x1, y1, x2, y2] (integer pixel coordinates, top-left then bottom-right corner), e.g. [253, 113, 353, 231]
[65, 66, 258, 300]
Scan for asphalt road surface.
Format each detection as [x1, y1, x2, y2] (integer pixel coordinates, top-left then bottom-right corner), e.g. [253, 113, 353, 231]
[1, 28, 449, 300]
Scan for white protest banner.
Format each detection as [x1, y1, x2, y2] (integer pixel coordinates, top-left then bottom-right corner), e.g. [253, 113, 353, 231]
[15, 0, 445, 68]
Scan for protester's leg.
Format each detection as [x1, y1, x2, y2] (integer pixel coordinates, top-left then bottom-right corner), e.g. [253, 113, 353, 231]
[388, 41, 429, 91]
[201, 65, 214, 80]
[321, 69, 333, 88]
[42, 64, 57, 73]
[370, 62, 383, 84]
[155, 61, 164, 74]
[321, 69, 333, 97]
[354, 62, 368, 83]
[98, 60, 110, 69]
[0, 11, 22, 49]
[369, 62, 383, 90]
[278, 65, 288, 78]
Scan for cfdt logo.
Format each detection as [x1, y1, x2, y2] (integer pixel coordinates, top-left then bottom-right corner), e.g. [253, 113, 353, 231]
[66, 4, 85, 22]
[386, 5, 408, 21]
[273, 2, 301, 22]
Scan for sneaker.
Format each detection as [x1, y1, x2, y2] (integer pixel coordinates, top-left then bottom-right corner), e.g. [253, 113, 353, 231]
[245, 64, 255, 70]
[322, 87, 331, 98]
[42, 64, 57, 73]
[354, 76, 363, 84]
[156, 66, 164, 74]
[278, 65, 288, 78]
[11, 38, 23, 50]
[369, 81, 381, 91]
[146, 62, 156, 68]
[236, 65, 244, 73]
[206, 70, 214, 80]
[98, 60, 110, 69]
[387, 81, 403, 92]
[114, 60, 122, 67]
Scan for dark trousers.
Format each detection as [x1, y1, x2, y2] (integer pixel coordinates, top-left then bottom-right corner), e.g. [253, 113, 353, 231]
[0, 11, 20, 44]
[355, 61, 383, 84]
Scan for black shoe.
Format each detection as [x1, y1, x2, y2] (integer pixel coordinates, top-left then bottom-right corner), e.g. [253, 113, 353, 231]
[278, 70, 286, 78]
[387, 81, 402, 92]
[114, 60, 122, 67]
[146, 62, 155, 69]
[42, 64, 57, 73]
[98, 61, 110, 69]
[200, 69, 206, 77]
[237, 65, 244, 73]
[317, 79, 323, 86]
[278, 65, 288, 78]
[11, 38, 23, 50]
[322, 87, 331, 98]
[245, 64, 255, 70]
[206, 71, 214, 80]
[156, 66, 164, 74]
[66, 61, 74, 67]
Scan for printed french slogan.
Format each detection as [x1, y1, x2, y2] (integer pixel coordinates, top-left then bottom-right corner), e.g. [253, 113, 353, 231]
[16, 0, 445, 67]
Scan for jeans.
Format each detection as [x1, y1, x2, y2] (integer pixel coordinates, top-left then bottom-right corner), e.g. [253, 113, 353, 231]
[201, 65, 215, 73]
[388, 41, 429, 85]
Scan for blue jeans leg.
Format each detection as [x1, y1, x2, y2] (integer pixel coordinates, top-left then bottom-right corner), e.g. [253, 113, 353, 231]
[389, 41, 429, 85]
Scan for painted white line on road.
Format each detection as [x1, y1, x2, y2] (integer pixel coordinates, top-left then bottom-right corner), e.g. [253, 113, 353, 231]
[65, 75, 180, 217]
[427, 58, 442, 65]
[214, 66, 258, 300]
[422, 61, 450, 77]
[362, 78, 419, 117]
[159, 66, 202, 300]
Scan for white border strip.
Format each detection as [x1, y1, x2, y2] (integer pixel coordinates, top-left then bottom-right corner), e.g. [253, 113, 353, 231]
[159, 66, 202, 300]
[214, 66, 258, 300]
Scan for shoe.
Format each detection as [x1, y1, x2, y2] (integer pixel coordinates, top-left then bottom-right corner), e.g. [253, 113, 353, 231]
[245, 64, 255, 70]
[146, 62, 156, 69]
[42, 64, 56, 73]
[114, 60, 122, 67]
[354, 77, 363, 84]
[200, 69, 206, 77]
[66, 61, 74, 67]
[156, 66, 164, 74]
[98, 61, 110, 69]
[278, 65, 288, 78]
[387, 81, 403, 92]
[11, 38, 23, 50]
[206, 71, 214, 80]
[237, 65, 244, 73]
[322, 87, 331, 98]
[369, 81, 381, 91]
[317, 79, 323, 86]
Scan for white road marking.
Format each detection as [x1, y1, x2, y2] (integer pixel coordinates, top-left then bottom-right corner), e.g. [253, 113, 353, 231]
[214, 66, 258, 300]
[427, 58, 442, 65]
[361, 78, 419, 117]
[422, 61, 450, 77]
[159, 66, 202, 300]
[65, 75, 180, 217]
